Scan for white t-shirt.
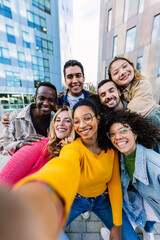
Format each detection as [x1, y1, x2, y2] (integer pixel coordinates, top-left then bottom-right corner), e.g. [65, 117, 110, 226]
[67, 92, 84, 109]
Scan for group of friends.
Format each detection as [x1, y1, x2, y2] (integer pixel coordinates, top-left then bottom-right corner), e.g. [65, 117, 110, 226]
[0, 57, 160, 240]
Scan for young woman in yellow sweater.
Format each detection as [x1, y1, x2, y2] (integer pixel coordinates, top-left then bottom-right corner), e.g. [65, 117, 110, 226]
[0, 99, 140, 240]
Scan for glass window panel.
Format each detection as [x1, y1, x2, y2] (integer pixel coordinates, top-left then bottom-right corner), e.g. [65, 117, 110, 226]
[137, 56, 143, 73]
[125, 27, 136, 52]
[151, 14, 160, 43]
[158, 64, 160, 77]
[3, 0, 10, 7]
[18, 52, 25, 61]
[32, 56, 38, 64]
[40, 17, 46, 28]
[27, 11, 34, 22]
[24, 94, 30, 104]
[34, 14, 40, 25]
[48, 41, 53, 50]
[108, 9, 112, 32]
[6, 24, 14, 35]
[2, 48, 10, 58]
[22, 31, 29, 42]
[112, 36, 118, 57]
[38, 57, 43, 66]
[124, 0, 129, 21]
[43, 58, 49, 67]
[138, 0, 144, 13]
[42, 38, 47, 48]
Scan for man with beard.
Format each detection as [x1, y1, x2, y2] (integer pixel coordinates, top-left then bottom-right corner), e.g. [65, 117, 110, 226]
[0, 82, 57, 155]
[97, 79, 127, 111]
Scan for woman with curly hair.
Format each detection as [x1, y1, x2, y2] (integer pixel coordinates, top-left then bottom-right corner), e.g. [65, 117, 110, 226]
[104, 110, 160, 240]
[108, 57, 160, 129]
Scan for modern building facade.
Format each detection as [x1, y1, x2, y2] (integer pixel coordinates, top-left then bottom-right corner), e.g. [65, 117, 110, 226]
[98, 0, 160, 102]
[0, 0, 73, 114]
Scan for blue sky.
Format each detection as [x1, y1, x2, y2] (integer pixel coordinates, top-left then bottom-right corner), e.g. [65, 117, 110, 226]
[73, 0, 100, 84]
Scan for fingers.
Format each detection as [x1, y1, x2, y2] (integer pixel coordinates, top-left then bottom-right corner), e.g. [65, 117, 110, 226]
[1, 112, 11, 127]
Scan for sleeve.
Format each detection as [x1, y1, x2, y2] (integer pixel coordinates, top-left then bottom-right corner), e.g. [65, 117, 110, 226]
[14, 144, 81, 222]
[107, 150, 122, 226]
[0, 139, 47, 186]
[0, 121, 22, 156]
[125, 80, 156, 117]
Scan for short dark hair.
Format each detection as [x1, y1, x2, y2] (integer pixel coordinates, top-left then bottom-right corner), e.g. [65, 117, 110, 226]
[97, 79, 120, 90]
[35, 82, 57, 99]
[72, 98, 110, 152]
[103, 110, 160, 149]
[63, 60, 84, 77]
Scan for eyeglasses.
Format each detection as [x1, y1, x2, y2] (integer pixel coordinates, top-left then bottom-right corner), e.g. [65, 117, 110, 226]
[106, 126, 131, 139]
[73, 113, 95, 127]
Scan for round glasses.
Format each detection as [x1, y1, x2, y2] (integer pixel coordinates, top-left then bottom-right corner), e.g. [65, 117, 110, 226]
[73, 113, 95, 127]
[106, 126, 131, 139]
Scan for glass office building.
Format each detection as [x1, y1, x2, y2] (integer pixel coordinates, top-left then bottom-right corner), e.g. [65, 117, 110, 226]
[98, 0, 160, 102]
[0, 0, 73, 114]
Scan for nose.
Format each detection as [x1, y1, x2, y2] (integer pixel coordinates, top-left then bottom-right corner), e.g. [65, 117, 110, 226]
[72, 76, 78, 83]
[43, 99, 50, 106]
[119, 68, 125, 76]
[115, 132, 122, 139]
[79, 119, 86, 128]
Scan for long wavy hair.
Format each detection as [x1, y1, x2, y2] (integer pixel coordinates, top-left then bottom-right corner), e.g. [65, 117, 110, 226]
[46, 106, 75, 159]
[72, 98, 110, 152]
[103, 110, 160, 149]
[108, 57, 145, 83]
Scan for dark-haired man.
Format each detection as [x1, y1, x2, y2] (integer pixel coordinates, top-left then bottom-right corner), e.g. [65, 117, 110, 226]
[97, 79, 127, 111]
[57, 59, 94, 109]
[0, 82, 57, 155]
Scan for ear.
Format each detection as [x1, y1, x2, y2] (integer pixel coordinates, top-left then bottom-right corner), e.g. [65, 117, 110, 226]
[134, 133, 138, 141]
[118, 89, 121, 97]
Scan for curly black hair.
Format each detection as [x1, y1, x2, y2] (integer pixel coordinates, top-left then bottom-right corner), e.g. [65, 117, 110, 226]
[102, 109, 160, 149]
[72, 98, 110, 152]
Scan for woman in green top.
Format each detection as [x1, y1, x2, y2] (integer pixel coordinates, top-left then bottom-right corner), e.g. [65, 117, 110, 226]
[103, 110, 160, 240]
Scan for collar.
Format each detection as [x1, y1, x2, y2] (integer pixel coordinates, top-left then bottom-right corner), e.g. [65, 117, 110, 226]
[121, 144, 149, 185]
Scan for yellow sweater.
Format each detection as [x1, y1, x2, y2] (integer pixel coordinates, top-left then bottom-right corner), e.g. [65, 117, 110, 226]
[16, 138, 122, 226]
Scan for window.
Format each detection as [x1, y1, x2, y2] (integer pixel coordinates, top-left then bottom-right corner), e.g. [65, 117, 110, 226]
[32, 0, 51, 14]
[32, 55, 49, 72]
[138, 0, 144, 14]
[17, 52, 26, 68]
[34, 75, 50, 87]
[137, 56, 143, 73]
[105, 66, 108, 79]
[27, 10, 47, 33]
[158, 64, 160, 77]
[125, 27, 136, 52]
[112, 36, 118, 57]
[6, 25, 15, 43]
[0, 0, 12, 18]
[5, 71, 22, 87]
[124, 0, 141, 21]
[36, 36, 53, 55]
[0, 47, 11, 64]
[107, 9, 112, 32]
[22, 31, 30, 48]
[151, 14, 160, 43]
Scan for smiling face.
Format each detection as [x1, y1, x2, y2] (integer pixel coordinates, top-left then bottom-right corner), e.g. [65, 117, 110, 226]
[109, 122, 137, 156]
[73, 106, 99, 143]
[34, 86, 57, 119]
[98, 81, 122, 109]
[110, 59, 134, 87]
[65, 65, 85, 97]
[54, 110, 72, 139]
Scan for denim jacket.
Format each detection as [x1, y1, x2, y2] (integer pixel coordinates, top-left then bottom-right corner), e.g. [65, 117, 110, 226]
[121, 144, 160, 228]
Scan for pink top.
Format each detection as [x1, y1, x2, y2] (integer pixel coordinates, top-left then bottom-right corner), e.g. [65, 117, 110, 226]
[0, 138, 50, 186]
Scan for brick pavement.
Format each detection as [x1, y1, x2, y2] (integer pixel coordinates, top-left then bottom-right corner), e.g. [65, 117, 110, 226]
[65, 212, 160, 240]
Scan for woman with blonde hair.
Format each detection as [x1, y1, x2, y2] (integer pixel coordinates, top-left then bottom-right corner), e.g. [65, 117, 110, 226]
[0, 106, 75, 187]
[108, 57, 160, 129]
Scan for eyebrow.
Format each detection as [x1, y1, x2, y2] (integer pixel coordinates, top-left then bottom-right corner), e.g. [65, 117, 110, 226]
[111, 62, 128, 73]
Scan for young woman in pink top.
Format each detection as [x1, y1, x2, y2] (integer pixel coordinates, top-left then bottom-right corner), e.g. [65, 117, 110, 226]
[0, 106, 75, 187]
